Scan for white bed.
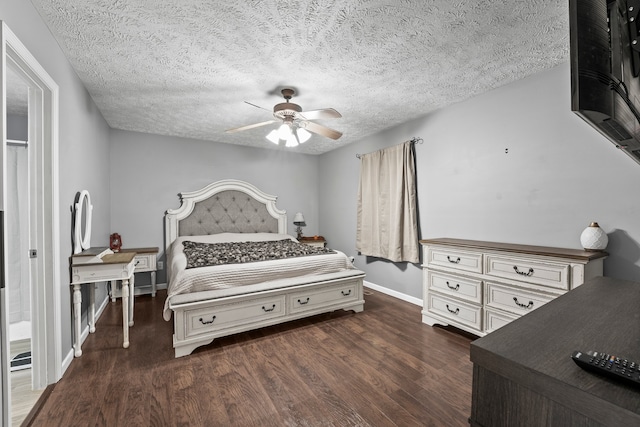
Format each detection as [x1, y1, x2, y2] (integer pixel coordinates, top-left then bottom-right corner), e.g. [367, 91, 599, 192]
[164, 179, 365, 357]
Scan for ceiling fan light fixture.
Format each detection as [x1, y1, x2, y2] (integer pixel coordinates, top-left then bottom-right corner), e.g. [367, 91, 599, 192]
[266, 129, 280, 144]
[285, 133, 299, 147]
[229, 88, 342, 146]
[278, 122, 292, 139]
[296, 127, 311, 143]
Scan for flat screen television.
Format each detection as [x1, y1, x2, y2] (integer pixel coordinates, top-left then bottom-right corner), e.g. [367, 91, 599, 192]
[570, 0, 640, 164]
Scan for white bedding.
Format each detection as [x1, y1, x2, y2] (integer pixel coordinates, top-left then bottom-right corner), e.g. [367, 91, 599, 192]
[164, 233, 354, 320]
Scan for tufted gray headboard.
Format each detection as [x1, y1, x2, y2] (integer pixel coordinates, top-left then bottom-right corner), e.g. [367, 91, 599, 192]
[165, 180, 287, 253]
[179, 190, 278, 236]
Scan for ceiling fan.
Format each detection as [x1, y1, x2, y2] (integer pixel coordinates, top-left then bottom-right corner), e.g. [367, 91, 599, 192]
[225, 88, 342, 147]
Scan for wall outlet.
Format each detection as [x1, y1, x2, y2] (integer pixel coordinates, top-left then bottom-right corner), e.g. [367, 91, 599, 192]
[157, 261, 164, 270]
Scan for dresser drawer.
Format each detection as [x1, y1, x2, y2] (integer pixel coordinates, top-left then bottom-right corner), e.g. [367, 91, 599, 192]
[289, 281, 359, 314]
[485, 254, 569, 290]
[71, 261, 135, 283]
[485, 282, 555, 316]
[427, 247, 483, 274]
[133, 253, 155, 272]
[184, 296, 286, 338]
[484, 308, 518, 334]
[427, 270, 482, 304]
[427, 293, 482, 332]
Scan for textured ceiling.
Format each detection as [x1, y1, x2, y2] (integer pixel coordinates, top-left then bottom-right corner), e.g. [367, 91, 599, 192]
[28, 0, 569, 154]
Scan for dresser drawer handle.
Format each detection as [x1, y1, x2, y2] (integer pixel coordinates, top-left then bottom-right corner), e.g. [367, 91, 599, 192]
[446, 281, 460, 291]
[513, 297, 534, 309]
[341, 290, 352, 296]
[447, 256, 461, 264]
[262, 304, 276, 312]
[199, 315, 216, 325]
[446, 304, 460, 315]
[298, 297, 310, 305]
[513, 266, 534, 277]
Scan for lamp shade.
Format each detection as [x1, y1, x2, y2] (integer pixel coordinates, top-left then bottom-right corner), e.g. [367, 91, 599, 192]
[266, 129, 280, 144]
[297, 128, 311, 143]
[278, 123, 292, 139]
[293, 212, 306, 226]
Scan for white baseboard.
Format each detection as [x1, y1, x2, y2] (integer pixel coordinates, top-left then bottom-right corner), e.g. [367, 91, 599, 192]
[61, 348, 74, 374]
[135, 282, 167, 294]
[364, 280, 423, 306]
[110, 282, 168, 298]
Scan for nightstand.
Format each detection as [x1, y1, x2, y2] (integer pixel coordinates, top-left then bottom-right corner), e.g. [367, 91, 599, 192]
[110, 247, 159, 301]
[299, 236, 326, 248]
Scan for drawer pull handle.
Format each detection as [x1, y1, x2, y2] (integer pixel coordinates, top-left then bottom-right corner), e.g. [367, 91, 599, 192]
[298, 297, 310, 305]
[262, 304, 276, 312]
[199, 315, 216, 325]
[341, 290, 352, 296]
[447, 256, 461, 264]
[513, 297, 534, 309]
[135, 261, 140, 266]
[513, 266, 534, 277]
[446, 304, 460, 315]
[446, 281, 460, 291]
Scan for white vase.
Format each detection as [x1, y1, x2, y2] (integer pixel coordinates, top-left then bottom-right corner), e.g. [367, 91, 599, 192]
[580, 222, 608, 251]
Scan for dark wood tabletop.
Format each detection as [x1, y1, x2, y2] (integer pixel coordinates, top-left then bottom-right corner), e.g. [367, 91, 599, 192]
[470, 276, 640, 426]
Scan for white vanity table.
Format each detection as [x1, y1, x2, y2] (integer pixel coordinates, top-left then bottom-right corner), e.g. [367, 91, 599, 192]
[70, 248, 136, 357]
[69, 190, 137, 357]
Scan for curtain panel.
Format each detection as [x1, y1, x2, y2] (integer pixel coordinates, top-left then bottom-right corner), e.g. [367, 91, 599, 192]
[356, 141, 419, 263]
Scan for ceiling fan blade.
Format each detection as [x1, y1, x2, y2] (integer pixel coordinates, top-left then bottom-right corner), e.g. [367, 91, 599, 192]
[225, 120, 276, 133]
[302, 121, 343, 140]
[298, 108, 342, 120]
[244, 101, 272, 112]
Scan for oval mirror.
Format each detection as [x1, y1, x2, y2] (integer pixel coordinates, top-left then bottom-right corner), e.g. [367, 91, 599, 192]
[73, 190, 92, 253]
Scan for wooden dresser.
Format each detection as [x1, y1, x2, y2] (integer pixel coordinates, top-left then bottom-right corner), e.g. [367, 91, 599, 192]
[420, 238, 607, 336]
[470, 276, 640, 426]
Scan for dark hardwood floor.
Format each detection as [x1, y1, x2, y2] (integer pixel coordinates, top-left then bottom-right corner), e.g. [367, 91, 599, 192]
[28, 288, 473, 426]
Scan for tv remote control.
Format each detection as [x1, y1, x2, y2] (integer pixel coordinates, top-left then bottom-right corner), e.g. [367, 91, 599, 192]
[571, 350, 640, 388]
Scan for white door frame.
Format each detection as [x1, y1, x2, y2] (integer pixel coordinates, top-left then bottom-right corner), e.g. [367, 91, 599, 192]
[1, 21, 61, 424]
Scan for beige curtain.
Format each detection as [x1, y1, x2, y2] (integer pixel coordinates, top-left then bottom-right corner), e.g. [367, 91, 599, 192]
[356, 141, 419, 263]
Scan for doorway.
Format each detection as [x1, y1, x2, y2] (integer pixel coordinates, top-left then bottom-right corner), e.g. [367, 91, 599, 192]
[1, 21, 61, 426]
[6, 62, 43, 425]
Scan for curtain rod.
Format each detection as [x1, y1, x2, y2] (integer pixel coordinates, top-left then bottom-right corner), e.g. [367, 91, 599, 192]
[356, 137, 422, 159]
[7, 139, 28, 147]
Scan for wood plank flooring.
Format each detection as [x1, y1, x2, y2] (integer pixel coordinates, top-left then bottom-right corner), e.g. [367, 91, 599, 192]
[27, 288, 474, 426]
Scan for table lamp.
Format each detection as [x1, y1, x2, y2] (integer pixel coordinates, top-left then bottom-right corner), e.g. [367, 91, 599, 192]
[293, 212, 306, 240]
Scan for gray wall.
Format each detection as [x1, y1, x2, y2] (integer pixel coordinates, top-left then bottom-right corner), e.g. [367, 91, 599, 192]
[109, 129, 321, 283]
[1, 1, 112, 363]
[319, 62, 640, 300]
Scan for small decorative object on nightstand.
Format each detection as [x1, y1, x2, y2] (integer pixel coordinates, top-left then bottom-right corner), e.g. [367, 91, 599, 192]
[109, 232, 122, 252]
[299, 235, 326, 248]
[293, 212, 306, 240]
